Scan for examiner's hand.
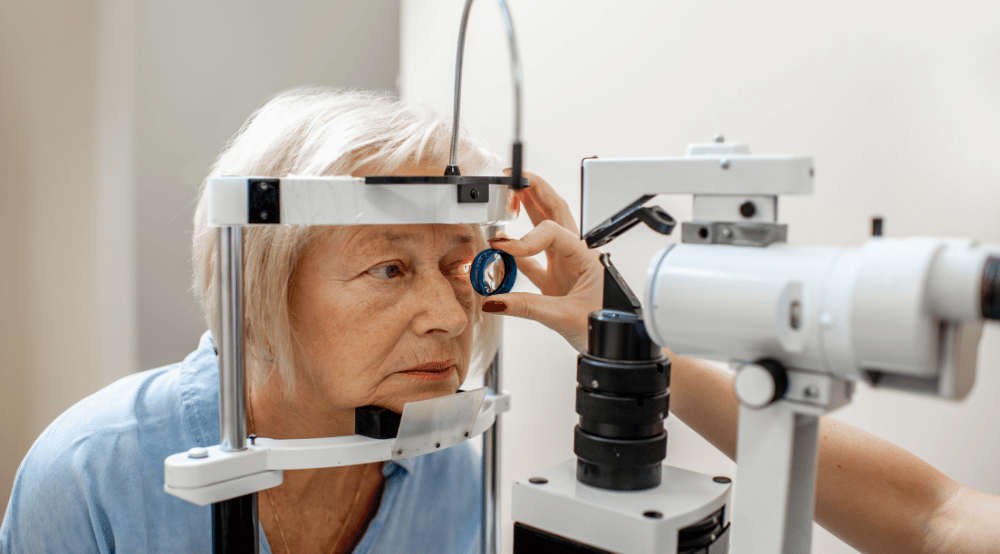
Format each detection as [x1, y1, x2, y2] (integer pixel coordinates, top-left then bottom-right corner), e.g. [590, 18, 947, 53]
[482, 171, 603, 351]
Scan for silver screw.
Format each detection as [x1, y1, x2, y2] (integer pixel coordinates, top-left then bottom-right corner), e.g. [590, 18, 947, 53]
[720, 159, 731, 170]
[714, 134, 725, 143]
[804, 386, 819, 399]
[259, 182, 269, 191]
[721, 227, 733, 239]
[591, 380, 599, 389]
[260, 210, 268, 220]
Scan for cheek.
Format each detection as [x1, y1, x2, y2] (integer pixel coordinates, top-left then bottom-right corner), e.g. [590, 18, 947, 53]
[450, 277, 475, 308]
[291, 281, 407, 375]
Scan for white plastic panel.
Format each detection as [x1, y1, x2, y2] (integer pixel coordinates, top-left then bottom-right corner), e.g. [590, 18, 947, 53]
[643, 238, 987, 390]
[926, 240, 989, 321]
[207, 176, 516, 226]
[207, 177, 251, 226]
[512, 460, 731, 554]
[692, 194, 778, 222]
[850, 239, 941, 376]
[164, 469, 283, 507]
[164, 390, 509, 505]
[393, 387, 487, 460]
[581, 152, 813, 237]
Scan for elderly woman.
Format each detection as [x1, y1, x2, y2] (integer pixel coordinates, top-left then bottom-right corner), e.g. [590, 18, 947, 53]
[0, 87, 533, 554]
[7, 86, 1000, 554]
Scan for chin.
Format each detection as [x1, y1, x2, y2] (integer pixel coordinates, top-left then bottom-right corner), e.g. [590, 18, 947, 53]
[384, 375, 462, 414]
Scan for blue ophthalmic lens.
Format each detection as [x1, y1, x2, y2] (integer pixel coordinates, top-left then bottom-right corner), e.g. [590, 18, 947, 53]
[470, 249, 517, 296]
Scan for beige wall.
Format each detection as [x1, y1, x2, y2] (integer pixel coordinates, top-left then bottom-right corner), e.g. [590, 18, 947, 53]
[1, 0, 401, 519]
[134, 0, 402, 371]
[0, 0, 138, 517]
[401, 1, 1000, 553]
[0, 0, 125, 515]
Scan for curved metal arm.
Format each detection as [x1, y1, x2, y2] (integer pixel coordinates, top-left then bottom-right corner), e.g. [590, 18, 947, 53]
[448, 0, 524, 188]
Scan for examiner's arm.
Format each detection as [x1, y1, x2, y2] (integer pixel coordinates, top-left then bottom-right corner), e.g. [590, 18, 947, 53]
[669, 352, 1000, 554]
[486, 172, 1000, 554]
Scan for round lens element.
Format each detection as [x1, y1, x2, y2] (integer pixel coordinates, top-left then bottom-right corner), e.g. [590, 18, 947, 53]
[471, 249, 518, 296]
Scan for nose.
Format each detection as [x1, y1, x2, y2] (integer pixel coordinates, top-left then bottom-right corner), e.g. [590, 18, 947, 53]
[410, 270, 470, 337]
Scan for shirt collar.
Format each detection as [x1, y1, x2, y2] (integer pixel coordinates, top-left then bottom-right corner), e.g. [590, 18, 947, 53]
[385, 457, 415, 476]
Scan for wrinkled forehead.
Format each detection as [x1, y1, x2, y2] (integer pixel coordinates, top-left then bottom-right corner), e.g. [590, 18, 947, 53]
[337, 223, 480, 253]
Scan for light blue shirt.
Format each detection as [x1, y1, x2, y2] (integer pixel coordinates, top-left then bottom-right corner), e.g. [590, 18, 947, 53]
[1, 332, 482, 553]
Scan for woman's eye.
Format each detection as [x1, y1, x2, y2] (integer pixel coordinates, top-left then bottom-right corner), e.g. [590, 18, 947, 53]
[445, 261, 472, 277]
[368, 263, 405, 279]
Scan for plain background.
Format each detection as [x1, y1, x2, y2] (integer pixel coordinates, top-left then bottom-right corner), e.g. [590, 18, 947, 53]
[0, 0, 400, 523]
[3, 1, 1000, 553]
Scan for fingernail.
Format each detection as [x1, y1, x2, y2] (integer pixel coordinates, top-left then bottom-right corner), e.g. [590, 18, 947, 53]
[488, 237, 511, 243]
[502, 167, 512, 174]
[482, 300, 507, 313]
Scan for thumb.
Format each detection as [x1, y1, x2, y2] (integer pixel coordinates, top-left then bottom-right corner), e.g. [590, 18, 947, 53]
[482, 292, 589, 352]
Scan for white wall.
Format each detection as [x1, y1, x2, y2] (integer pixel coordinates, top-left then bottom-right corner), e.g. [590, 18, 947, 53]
[401, 1, 1000, 552]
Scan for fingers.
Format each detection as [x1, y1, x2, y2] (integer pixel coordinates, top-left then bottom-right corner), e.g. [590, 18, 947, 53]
[483, 292, 589, 352]
[513, 255, 547, 287]
[489, 220, 586, 261]
[505, 169, 577, 232]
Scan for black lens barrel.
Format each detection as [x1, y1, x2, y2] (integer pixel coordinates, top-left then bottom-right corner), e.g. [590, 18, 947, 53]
[574, 310, 671, 491]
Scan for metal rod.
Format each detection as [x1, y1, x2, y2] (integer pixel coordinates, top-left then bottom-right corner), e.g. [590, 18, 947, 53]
[482, 348, 502, 554]
[448, 0, 523, 168]
[481, 228, 503, 554]
[449, 0, 475, 168]
[214, 225, 258, 554]
[212, 495, 259, 554]
[217, 226, 247, 452]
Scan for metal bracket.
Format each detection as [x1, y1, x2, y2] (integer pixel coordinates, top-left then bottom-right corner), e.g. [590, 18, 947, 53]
[512, 459, 731, 554]
[165, 390, 511, 506]
[681, 221, 787, 247]
[730, 371, 851, 554]
[247, 179, 280, 224]
[458, 183, 489, 203]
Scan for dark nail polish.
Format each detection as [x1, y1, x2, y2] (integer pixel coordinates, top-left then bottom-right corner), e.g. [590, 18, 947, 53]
[482, 300, 507, 313]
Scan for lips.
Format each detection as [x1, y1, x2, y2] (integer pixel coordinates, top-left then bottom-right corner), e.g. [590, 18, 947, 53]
[400, 361, 457, 381]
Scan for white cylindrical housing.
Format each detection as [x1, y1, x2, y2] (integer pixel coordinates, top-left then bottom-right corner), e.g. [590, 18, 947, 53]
[643, 238, 990, 382]
[926, 240, 991, 321]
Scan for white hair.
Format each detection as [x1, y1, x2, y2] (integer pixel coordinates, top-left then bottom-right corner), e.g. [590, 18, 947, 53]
[192, 87, 502, 395]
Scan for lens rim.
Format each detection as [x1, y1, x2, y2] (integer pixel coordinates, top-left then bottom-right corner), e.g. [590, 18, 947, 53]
[471, 248, 518, 296]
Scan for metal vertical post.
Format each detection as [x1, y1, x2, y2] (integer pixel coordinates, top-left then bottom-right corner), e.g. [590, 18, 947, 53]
[482, 347, 502, 554]
[481, 222, 504, 554]
[213, 226, 259, 554]
[218, 226, 247, 452]
[481, 220, 503, 554]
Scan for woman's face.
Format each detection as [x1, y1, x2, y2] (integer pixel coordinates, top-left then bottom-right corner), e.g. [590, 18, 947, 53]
[288, 223, 478, 416]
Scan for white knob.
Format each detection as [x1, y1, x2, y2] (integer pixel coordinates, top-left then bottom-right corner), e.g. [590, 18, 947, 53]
[187, 447, 209, 459]
[734, 362, 787, 409]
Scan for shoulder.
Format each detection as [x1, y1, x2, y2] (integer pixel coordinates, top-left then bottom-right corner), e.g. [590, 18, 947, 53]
[0, 334, 218, 553]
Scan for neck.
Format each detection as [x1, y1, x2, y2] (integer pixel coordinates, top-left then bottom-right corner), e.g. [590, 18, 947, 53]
[247, 372, 360, 495]
[249, 373, 356, 439]
[247, 369, 386, 554]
